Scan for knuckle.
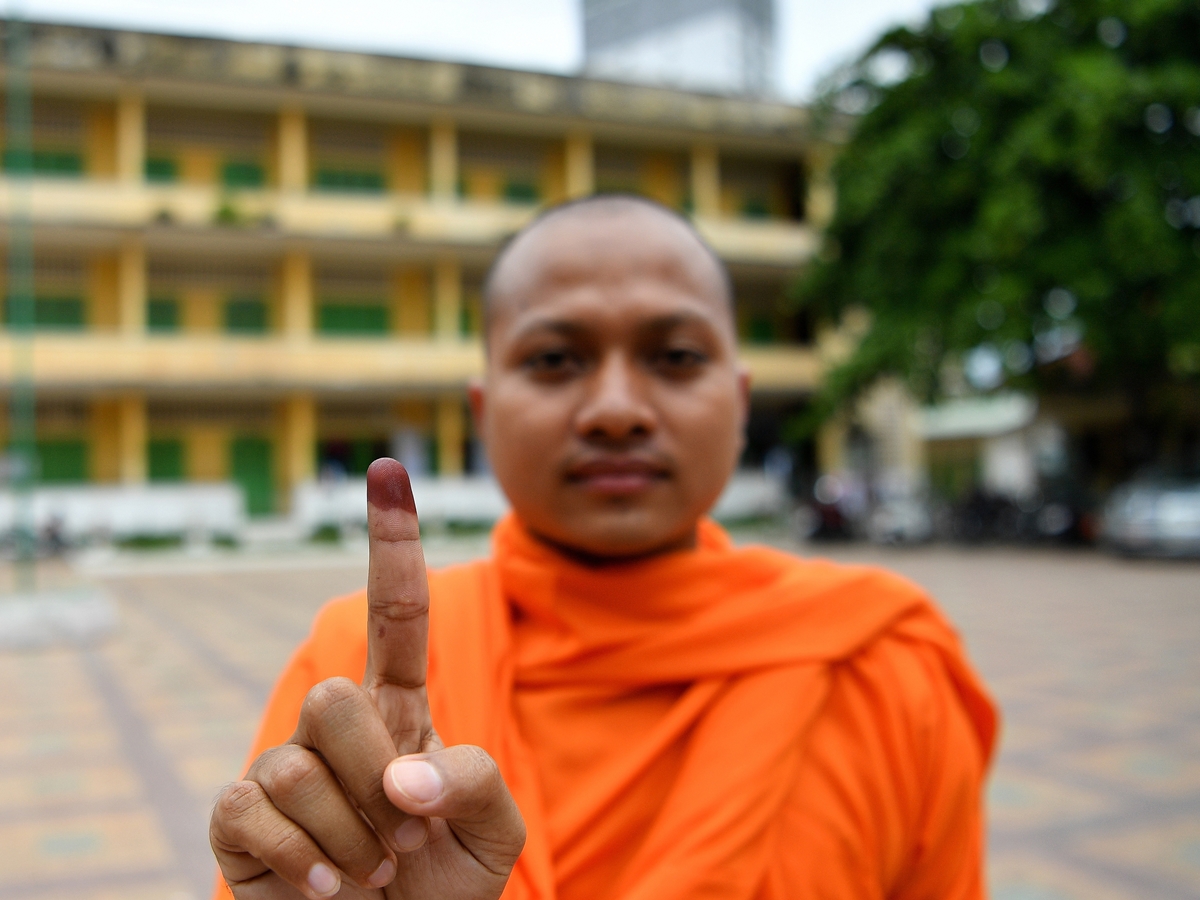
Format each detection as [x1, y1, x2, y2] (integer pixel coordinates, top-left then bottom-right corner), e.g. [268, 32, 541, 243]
[261, 747, 324, 807]
[213, 781, 264, 832]
[462, 744, 502, 790]
[302, 676, 364, 721]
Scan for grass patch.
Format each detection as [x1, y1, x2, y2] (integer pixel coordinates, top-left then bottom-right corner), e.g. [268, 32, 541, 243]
[116, 533, 184, 550]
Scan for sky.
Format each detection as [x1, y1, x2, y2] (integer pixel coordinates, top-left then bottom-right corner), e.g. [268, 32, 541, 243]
[6, 0, 943, 101]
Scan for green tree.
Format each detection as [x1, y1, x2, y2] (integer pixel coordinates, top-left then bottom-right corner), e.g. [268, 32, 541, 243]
[796, 0, 1200, 452]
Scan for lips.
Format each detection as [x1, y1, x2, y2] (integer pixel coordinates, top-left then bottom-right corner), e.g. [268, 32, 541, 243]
[565, 456, 670, 496]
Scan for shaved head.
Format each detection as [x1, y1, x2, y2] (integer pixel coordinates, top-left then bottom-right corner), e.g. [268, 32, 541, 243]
[482, 194, 734, 341]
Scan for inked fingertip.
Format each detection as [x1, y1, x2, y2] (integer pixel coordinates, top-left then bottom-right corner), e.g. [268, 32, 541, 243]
[367, 458, 416, 514]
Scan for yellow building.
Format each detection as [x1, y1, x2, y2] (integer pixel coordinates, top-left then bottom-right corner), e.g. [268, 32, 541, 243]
[0, 22, 836, 516]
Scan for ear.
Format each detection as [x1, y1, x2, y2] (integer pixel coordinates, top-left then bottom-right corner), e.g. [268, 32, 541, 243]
[467, 378, 486, 434]
[736, 365, 751, 428]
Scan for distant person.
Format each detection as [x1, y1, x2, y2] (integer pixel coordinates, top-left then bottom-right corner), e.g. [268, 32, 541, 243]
[210, 196, 996, 900]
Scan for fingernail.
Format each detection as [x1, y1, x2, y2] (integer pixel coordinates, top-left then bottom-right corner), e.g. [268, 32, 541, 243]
[394, 816, 428, 851]
[390, 760, 442, 802]
[307, 862, 339, 898]
[367, 857, 396, 888]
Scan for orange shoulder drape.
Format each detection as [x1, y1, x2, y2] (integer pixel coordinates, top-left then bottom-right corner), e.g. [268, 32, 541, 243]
[218, 516, 996, 900]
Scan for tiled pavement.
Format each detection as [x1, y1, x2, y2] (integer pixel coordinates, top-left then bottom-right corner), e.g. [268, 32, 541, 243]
[0, 534, 1196, 899]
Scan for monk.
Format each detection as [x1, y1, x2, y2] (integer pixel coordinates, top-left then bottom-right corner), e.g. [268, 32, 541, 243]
[209, 195, 997, 900]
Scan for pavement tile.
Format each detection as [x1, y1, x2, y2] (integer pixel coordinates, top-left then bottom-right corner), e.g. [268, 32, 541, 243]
[0, 764, 141, 814]
[0, 809, 171, 880]
[987, 771, 1113, 830]
[1075, 819, 1200, 891]
[1, 539, 1196, 895]
[989, 856, 1136, 900]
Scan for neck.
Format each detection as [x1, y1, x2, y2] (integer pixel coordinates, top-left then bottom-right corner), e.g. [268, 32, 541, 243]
[526, 525, 699, 568]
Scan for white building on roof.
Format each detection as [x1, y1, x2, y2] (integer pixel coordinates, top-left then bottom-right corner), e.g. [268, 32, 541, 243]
[582, 0, 777, 97]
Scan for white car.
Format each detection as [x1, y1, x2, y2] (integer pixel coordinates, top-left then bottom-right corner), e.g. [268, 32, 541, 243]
[1102, 479, 1200, 558]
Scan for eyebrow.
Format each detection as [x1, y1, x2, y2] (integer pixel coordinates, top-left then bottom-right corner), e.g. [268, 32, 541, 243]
[510, 310, 721, 343]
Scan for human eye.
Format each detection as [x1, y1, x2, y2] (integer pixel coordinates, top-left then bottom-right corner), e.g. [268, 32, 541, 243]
[523, 346, 585, 381]
[651, 344, 709, 377]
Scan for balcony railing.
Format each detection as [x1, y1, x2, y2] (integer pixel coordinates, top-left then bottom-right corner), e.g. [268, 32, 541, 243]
[0, 177, 817, 267]
[0, 334, 821, 392]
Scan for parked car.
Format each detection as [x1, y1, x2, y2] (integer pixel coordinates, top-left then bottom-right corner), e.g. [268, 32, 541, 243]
[1102, 478, 1200, 558]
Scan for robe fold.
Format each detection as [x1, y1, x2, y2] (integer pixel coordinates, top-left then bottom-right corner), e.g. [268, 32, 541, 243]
[217, 515, 997, 900]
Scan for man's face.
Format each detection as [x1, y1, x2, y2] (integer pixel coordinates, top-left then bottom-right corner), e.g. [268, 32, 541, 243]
[470, 206, 749, 560]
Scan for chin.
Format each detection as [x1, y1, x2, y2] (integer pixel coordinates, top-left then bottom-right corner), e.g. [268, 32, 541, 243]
[538, 505, 697, 561]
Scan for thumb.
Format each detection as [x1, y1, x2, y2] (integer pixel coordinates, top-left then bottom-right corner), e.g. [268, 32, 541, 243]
[384, 746, 526, 876]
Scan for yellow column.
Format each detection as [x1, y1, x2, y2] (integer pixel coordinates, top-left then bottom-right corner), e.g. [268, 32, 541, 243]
[117, 393, 147, 484]
[690, 143, 720, 219]
[392, 266, 431, 335]
[805, 147, 836, 229]
[279, 393, 316, 506]
[281, 250, 313, 338]
[118, 236, 146, 335]
[185, 425, 228, 481]
[436, 395, 464, 477]
[90, 400, 120, 483]
[434, 258, 462, 339]
[565, 131, 593, 199]
[429, 118, 457, 202]
[278, 107, 308, 192]
[115, 91, 145, 185]
[816, 418, 847, 476]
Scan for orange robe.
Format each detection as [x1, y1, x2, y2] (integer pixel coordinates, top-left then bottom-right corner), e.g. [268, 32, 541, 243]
[218, 516, 997, 900]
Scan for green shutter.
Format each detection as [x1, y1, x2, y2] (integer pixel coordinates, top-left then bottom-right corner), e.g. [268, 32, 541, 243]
[3, 148, 83, 177]
[224, 296, 268, 334]
[503, 179, 539, 204]
[145, 157, 178, 183]
[147, 298, 180, 333]
[222, 160, 266, 189]
[317, 302, 388, 335]
[36, 440, 88, 483]
[313, 168, 385, 193]
[147, 439, 185, 482]
[5, 296, 85, 330]
[230, 437, 274, 516]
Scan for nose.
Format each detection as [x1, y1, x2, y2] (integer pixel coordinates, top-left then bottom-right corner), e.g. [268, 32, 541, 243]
[575, 351, 656, 443]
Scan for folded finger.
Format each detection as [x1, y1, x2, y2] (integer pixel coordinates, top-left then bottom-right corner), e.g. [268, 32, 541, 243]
[253, 745, 397, 890]
[210, 780, 343, 900]
[292, 676, 415, 854]
[383, 745, 526, 876]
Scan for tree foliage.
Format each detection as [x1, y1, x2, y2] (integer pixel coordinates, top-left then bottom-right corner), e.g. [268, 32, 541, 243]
[796, 0, 1200, 433]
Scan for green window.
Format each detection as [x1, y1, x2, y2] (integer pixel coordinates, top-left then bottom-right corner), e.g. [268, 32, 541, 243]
[230, 436, 274, 517]
[3, 148, 84, 177]
[313, 168, 385, 193]
[317, 302, 388, 336]
[747, 316, 777, 344]
[503, 179, 539, 205]
[222, 160, 266, 189]
[224, 296, 268, 334]
[36, 440, 88, 483]
[145, 157, 178, 183]
[4, 295, 85, 330]
[741, 196, 771, 219]
[147, 439, 185, 482]
[147, 297, 180, 333]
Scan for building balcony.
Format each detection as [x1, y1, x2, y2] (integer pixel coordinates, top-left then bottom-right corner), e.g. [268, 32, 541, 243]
[0, 333, 820, 394]
[0, 177, 818, 268]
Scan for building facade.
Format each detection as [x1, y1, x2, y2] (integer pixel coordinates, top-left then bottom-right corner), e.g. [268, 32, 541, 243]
[583, 0, 776, 96]
[0, 21, 837, 517]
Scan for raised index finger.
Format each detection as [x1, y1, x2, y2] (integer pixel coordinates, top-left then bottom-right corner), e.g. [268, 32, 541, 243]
[363, 458, 429, 694]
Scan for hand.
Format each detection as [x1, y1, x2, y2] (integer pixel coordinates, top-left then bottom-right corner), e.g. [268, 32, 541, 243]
[210, 458, 526, 899]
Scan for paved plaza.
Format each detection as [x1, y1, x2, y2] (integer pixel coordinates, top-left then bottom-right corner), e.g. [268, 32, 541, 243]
[0, 532, 1197, 899]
